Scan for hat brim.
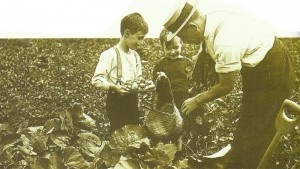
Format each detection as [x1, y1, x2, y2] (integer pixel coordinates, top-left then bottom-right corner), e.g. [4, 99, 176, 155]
[167, 0, 199, 41]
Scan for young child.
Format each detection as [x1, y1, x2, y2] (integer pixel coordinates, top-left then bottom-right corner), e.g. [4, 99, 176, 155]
[152, 28, 194, 109]
[91, 13, 148, 132]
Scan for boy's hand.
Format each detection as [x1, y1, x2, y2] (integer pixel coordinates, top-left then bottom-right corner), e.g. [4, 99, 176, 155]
[110, 84, 129, 95]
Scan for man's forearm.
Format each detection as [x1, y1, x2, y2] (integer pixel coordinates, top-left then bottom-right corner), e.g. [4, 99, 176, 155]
[195, 83, 233, 104]
[195, 71, 236, 104]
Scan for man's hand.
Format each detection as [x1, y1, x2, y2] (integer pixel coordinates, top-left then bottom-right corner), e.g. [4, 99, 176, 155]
[181, 96, 200, 115]
[110, 84, 129, 95]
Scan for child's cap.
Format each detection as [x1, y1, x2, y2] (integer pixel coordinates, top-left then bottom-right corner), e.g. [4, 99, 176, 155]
[163, 0, 199, 41]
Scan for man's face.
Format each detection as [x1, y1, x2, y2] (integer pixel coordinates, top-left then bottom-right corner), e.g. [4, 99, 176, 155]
[176, 23, 202, 44]
[164, 36, 182, 59]
[126, 30, 146, 50]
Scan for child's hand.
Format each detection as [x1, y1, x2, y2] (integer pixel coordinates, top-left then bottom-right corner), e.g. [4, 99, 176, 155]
[110, 84, 129, 95]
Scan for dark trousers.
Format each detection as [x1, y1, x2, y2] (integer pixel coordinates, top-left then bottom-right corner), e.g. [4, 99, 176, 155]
[106, 91, 140, 132]
[227, 38, 295, 168]
[173, 91, 190, 109]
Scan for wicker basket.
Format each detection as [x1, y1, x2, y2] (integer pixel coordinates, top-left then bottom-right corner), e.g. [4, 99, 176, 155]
[144, 105, 183, 138]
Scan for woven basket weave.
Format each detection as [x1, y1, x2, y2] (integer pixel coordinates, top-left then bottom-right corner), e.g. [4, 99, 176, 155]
[144, 105, 183, 138]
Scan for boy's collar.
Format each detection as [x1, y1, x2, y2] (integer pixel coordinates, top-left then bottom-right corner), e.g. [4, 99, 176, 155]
[116, 45, 131, 55]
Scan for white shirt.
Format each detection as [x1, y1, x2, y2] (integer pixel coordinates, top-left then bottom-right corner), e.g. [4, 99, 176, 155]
[203, 11, 275, 73]
[91, 46, 142, 90]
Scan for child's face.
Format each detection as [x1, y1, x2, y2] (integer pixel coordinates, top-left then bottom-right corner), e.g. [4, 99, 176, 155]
[164, 36, 182, 59]
[126, 30, 146, 50]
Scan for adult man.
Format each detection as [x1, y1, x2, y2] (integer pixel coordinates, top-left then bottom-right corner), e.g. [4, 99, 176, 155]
[163, 0, 295, 168]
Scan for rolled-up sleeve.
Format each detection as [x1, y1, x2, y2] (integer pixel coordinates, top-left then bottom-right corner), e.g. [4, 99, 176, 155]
[91, 51, 113, 90]
[214, 46, 244, 73]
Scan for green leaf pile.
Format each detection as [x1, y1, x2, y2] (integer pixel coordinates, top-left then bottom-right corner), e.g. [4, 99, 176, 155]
[1, 38, 299, 169]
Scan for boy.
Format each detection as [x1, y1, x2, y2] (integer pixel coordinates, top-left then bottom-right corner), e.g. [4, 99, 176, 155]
[163, 0, 295, 168]
[91, 13, 148, 132]
[152, 28, 194, 109]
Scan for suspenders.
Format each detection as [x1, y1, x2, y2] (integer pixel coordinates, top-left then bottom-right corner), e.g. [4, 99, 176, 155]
[113, 46, 138, 85]
[114, 47, 122, 85]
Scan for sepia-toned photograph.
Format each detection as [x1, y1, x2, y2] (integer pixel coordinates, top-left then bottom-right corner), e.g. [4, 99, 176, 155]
[0, 0, 299, 168]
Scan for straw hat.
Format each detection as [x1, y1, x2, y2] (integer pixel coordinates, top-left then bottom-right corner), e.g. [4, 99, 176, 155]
[163, 0, 199, 41]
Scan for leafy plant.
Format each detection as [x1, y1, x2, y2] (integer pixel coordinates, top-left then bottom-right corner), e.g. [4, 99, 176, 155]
[0, 38, 299, 168]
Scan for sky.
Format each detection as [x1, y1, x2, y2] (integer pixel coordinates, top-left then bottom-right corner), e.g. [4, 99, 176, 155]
[0, 0, 299, 38]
